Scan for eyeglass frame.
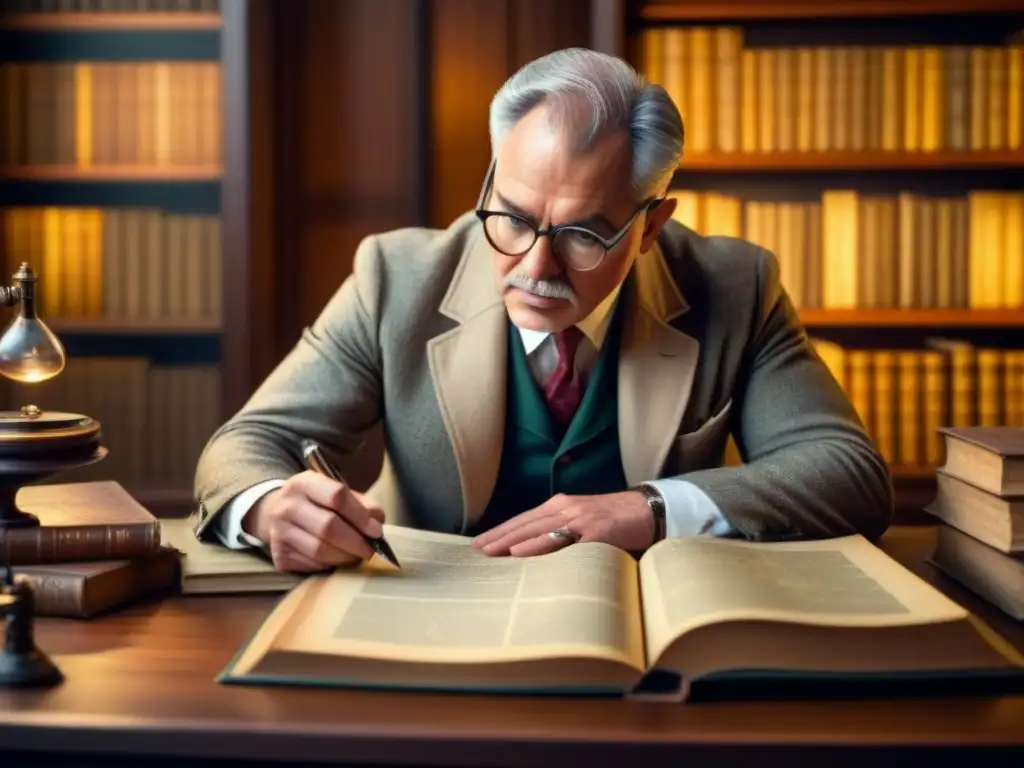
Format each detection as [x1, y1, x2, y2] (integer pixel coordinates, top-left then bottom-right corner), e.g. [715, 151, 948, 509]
[473, 158, 665, 273]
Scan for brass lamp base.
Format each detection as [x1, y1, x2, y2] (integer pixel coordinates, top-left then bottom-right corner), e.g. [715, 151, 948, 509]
[0, 405, 106, 530]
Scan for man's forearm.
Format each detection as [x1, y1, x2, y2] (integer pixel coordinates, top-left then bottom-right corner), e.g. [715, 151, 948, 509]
[681, 437, 893, 541]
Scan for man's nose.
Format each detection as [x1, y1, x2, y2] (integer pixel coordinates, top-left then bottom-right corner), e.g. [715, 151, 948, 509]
[518, 235, 562, 281]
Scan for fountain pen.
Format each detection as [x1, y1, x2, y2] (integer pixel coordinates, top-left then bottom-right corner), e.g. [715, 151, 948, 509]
[300, 439, 402, 569]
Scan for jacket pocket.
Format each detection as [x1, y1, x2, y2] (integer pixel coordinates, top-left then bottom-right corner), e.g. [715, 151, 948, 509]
[669, 398, 734, 473]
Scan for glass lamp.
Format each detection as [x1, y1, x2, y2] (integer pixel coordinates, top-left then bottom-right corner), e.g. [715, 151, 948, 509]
[0, 263, 106, 530]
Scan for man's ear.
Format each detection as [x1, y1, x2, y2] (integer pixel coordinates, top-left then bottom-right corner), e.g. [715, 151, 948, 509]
[639, 196, 677, 253]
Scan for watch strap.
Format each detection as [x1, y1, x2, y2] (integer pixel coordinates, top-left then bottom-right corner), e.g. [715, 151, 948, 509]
[634, 482, 667, 543]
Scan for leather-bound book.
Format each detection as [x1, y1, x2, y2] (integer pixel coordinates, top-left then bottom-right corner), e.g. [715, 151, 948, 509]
[0, 481, 162, 565]
[17, 547, 181, 619]
[938, 426, 1024, 497]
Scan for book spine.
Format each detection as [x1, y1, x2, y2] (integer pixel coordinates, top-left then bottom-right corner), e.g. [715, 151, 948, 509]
[19, 551, 180, 619]
[1, 521, 161, 566]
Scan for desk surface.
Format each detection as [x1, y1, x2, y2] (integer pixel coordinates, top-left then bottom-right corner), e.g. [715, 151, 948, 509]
[1, 525, 1023, 767]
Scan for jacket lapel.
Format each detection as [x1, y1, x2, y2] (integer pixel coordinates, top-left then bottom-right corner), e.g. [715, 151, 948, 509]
[427, 229, 507, 533]
[618, 243, 700, 487]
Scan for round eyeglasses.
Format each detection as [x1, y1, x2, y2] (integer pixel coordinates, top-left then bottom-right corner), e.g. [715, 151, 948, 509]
[473, 160, 663, 272]
[476, 211, 639, 272]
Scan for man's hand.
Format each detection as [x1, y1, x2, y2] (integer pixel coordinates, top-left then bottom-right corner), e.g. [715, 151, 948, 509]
[243, 470, 385, 573]
[471, 491, 655, 557]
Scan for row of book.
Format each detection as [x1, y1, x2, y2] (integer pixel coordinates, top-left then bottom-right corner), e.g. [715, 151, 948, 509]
[640, 27, 1024, 155]
[0, 61, 221, 170]
[0, 355, 220, 497]
[927, 426, 1023, 622]
[5, 0, 219, 11]
[3, 206, 222, 324]
[811, 339, 1024, 470]
[670, 189, 1023, 310]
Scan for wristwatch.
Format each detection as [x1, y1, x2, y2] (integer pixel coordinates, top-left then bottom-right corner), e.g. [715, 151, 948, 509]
[634, 482, 667, 543]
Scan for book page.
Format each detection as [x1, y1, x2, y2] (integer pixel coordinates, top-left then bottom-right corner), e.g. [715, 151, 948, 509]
[638, 534, 968, 664]
[272, 525, 646, 670]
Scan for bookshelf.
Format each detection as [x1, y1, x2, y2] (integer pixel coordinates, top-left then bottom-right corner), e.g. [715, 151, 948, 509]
[0, 0, 253, 517]
[675, 149, 1024, 170]
[0, 12, 221, 32]
[603, 0, 1024, 520]
[638, 0, 1024, 21]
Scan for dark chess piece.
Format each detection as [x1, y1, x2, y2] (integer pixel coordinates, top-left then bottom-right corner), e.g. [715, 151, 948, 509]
[0, 564, 63, 688]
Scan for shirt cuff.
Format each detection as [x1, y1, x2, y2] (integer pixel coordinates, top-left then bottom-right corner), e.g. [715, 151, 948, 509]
[643, 479, 733, 538]
[211, 479, 286, 550]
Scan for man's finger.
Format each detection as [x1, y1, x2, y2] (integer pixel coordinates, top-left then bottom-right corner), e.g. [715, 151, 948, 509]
[275, 546, 327, 574]
[350, 492, 387, 532]
[473, 494, 573, 548]
[299, 472, 383, 540]
[478, 514, 567, 556]
[508, 531, 575, 558]
[286, 513, 372, 563]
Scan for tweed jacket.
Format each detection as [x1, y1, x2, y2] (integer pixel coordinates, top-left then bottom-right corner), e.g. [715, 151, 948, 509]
[193, 212, 893, 543]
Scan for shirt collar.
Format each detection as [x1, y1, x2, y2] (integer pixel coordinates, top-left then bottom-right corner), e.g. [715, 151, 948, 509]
[515, 281, 623, 355]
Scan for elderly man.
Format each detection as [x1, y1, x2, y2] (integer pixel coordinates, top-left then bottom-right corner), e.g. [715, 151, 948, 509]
[193, 48, 893, 572]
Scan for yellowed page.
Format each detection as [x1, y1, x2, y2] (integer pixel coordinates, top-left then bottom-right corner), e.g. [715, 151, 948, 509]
[638, 534, 967, 664]
[273, 525, 645, 671]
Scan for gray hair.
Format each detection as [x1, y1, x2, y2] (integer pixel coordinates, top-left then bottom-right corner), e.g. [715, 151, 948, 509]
[488, 48, 684, 202]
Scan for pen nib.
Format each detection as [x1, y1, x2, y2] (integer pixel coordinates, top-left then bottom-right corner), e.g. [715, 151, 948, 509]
[377, 540, 402, 570]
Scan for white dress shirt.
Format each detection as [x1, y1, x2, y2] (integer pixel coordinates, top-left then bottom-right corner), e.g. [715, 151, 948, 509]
[214, 287, 732, 550]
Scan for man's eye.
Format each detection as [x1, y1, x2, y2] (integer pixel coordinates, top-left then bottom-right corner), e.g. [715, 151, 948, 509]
[567, 230, 599, 245]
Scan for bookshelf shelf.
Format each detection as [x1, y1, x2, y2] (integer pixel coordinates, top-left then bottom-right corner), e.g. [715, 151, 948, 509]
[639, 0, 1024, 21]
[49, 319, 221, 335]
[798, 309, 1024, 327]
[679, 151, 1024, 172]
[0, 166, 223, 183]
[0, 13, 221, 32]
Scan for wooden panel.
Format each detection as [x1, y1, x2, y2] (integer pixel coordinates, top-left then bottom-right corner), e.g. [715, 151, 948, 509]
[509, 0, 592, 69]
[221, 0, 277, 419]
[591, 0, 627, 56]
[261, 0, 428, 490]
[428, 0, 596, 230]
[429, 0, 510, 230]
[289, 0, 427, 333]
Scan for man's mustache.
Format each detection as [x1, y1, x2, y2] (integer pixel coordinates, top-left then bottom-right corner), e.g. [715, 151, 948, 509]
[503, 272, 579, 305]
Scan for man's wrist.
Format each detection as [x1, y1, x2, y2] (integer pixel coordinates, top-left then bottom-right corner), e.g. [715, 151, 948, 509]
[633, 482, 667, 543]
[243, 488, 280, 543]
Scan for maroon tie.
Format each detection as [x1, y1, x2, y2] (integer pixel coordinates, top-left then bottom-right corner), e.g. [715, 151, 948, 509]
[543, 326, 584, 427]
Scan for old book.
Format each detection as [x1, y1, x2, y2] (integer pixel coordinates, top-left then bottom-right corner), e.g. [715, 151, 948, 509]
[218, 526, 1024, 700]
[939, 426, 1024, 497]
[930, 524, 1024, 622]
[160, 517, 302, 594]
[925, 470, 1022, 554]
[17, 547, 180, 619]
[0, 481, 161, 566]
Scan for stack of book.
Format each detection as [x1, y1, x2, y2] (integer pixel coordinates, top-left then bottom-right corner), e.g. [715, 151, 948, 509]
[926, 427, 1024, 621]
[3, 481, 180, 619]
[2, 482, 303, 618]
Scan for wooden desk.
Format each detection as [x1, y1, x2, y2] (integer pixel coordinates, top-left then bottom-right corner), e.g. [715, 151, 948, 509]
[1, 526, 1023, 767]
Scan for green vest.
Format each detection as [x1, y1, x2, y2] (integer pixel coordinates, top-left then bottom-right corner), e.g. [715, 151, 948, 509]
[471, 300, 629, 534]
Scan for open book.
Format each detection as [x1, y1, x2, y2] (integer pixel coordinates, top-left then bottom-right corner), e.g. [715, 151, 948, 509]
[218, 526, 1024, 700]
